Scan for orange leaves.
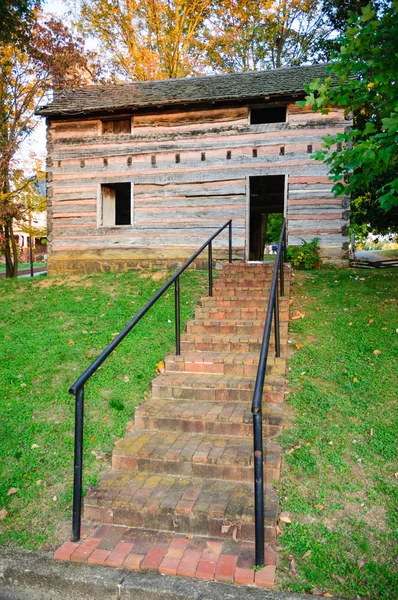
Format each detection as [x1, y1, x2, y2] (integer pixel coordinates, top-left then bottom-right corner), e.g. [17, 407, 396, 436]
[292, 311, 305, 321]
[155, 360, 165, 373]
[295, 343, 304, 350]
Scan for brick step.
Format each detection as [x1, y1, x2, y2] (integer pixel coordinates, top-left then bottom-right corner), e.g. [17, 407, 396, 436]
[134, 399, 283, 438]
[165, 351, 286, 377]
[201, 297, 289, 309]
[84, 471, 278, 543]
[181, 333, 287, 356]
[222, 262, 290, 272]
[112, 430, 281, 483]
[151, 372, 285, 404]
[195, 306, 272, 321]
[212, 287, 273, 299]
[217, 269, 291, 281]
[187, 318, 288, 336]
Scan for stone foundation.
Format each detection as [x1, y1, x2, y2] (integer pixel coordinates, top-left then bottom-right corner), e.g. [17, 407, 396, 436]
[47, 247, 245, 276]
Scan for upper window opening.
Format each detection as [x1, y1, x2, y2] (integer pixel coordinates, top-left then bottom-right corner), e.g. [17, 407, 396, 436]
[102, 118, 131, 135]
[250, 106, 286, 124]
[101, 182, 132, 226]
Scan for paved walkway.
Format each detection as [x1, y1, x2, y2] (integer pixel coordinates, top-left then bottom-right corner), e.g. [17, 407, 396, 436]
[55, 262, 291, 589]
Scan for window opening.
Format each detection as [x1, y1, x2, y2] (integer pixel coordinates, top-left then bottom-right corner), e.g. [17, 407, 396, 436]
[101, 118, 131, 135]
[250, 106, 286, 124]
[248, 175, 285, 261]
[101, 182, 132, 226]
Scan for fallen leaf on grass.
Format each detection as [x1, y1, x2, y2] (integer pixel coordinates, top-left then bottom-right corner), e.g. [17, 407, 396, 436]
[353, 377, 358, 383]
[0, 508, 8, 520]
[332, 574, 345, 584]
[122, 376, 130, 382]
[102, 416, 109, 422]
[348, 322, 353, 326]
[155, 360, 166, 374]
[295, 344, 304, 350]
[7, 488, 18, 496]
[373, 349, 381, 355]
[323, 594, 334, 598]
[367, 319, 374, 325]
[302, 550, 312, 558]
[279, 512, 292, 524]
[290, 558, 298, 577]
[53, 496, 57, 502]
[31, 444, 39, 449]
[292, 312, 305, 320]
[357, 559, 366, 569]
[68, 340, 74, 346]
[314, 504, 325, 512]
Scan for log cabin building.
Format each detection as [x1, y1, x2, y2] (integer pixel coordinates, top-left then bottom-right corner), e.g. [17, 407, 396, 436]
[37, 64, 351, 275]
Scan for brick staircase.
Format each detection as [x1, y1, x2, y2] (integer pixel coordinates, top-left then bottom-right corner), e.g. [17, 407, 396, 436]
[55, 262, 291, 588]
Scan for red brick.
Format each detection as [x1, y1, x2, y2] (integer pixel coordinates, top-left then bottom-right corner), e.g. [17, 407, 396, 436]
[176, 549, 202, 578]
[70, 538, 100, 563]
[123, 553, 144, 571]
[87, 548, 111, 566]
[215, 554, 237, 583]
[54, 542, 79, 561]
[159, 556, 180, 576]
[234, 567, 254, 585]
[141, 547, 167, 572]
[165, 538, 189, 559]
[196, 559, 218, 580]
[255, 565, 276, 588]
[105, 542, 134, 567]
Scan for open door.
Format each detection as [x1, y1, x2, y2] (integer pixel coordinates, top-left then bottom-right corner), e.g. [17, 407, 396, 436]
[248, 175, 285, 261]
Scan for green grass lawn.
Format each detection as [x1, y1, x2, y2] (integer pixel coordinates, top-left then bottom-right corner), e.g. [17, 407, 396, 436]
[0, 269, 207, 550]
[278, 268, 398, 600]
[0, 261, 47, 273]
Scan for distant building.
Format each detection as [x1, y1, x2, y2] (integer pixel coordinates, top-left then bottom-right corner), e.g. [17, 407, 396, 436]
[37, 64, 351, 275]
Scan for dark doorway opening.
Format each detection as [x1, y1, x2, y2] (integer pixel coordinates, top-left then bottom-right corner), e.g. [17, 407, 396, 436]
[249, 175, 285, 261]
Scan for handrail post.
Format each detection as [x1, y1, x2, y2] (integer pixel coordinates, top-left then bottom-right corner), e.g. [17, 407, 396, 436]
[253, 411, 265, 565]
[175, 276, 181, 355]
[280, 250, 284, 297]
[228, 220, 232, 263]
[274, 285, 280, 358]
[208, 241, 213, 296]
[72, 386, 84, 542]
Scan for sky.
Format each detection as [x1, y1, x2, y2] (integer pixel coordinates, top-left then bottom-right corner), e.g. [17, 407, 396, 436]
[22, 1, 89, 171]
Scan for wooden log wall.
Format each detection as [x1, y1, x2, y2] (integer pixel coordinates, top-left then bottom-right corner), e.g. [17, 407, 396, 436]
[46, 103, 350, 273]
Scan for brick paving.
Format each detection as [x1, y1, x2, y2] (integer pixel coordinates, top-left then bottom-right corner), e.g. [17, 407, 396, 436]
[54, 262, 291, 588]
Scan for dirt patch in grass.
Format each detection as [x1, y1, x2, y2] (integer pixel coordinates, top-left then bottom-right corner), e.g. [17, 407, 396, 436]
[139, 271, 166, 280]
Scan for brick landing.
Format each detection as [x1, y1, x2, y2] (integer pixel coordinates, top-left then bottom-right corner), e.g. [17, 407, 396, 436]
[55, 262, 291, 589]
[55, 525, 276, 588]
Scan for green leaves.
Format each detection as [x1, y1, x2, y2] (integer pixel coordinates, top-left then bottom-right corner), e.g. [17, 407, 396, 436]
[297, 3, 398, 216]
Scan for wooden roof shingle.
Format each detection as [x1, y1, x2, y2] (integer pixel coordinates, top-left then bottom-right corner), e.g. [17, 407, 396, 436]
[37, 64, 331, 117]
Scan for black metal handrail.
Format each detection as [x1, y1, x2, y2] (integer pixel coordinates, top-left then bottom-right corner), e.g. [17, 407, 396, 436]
[69, 220, 233, 542]
[251, 219, 287, 565]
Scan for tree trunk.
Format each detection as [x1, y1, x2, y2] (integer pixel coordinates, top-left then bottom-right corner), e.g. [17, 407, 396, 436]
[4, 219, 18, 278]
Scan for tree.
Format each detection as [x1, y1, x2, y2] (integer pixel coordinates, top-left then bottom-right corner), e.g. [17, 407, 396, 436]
[0, 17, 92, 277]
[299, 2, 398, 235]
[0, 1, 40, 46]
[204, 0, 331, 73]
[75, 0, 213, 80]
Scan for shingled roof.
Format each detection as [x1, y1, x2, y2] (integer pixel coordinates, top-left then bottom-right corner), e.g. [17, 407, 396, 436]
[37, 64, 331, 117]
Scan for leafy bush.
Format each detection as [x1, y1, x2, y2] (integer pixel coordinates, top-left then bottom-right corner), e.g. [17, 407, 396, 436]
[286, 238, 322, 270]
